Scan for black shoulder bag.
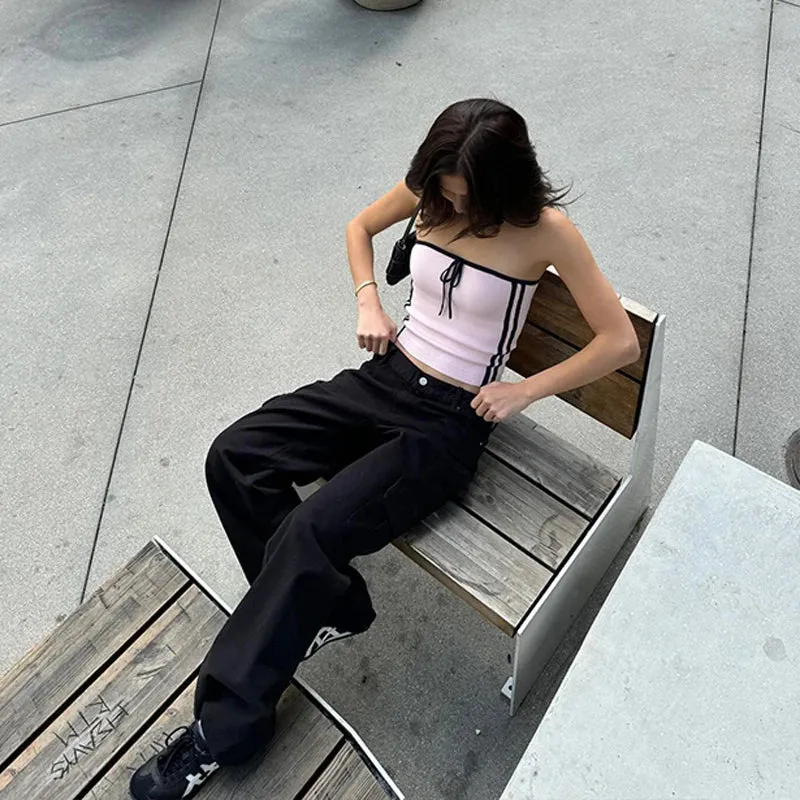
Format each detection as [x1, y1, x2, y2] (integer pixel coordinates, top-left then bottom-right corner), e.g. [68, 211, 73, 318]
[385, 205, 420, 286]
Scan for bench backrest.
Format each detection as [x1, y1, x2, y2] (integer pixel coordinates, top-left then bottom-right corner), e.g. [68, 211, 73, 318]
[507, 267, 659, 439]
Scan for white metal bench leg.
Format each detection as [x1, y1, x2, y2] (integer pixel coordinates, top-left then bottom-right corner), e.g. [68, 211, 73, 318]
[501, 619, 548, 715]
[500, 317, 664, 716]
[503, 579, 579, 716]
[498, 476, 648, 715]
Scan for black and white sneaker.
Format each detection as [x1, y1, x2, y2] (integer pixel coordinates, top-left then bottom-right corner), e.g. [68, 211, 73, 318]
[129, 721, 219, 800]
[302, 625, 356, 660]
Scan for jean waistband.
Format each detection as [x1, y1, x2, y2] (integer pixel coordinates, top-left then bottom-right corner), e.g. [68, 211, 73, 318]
[376, 342, 479, 414]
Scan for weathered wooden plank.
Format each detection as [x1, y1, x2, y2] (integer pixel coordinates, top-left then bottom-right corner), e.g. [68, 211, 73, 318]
[92, 683, 342, 800]
[525, 267, 656, 382]
[302, 743, 391, 800]
[85, 682, 198, 800]
[462, 455, 586, 570]
[0, 586, 225, 800]
[486, 414, 619, 520]
[396, 504, 552, 636]
[203, 685, 343, 800]
[0, 541, 189, 767]
[507, 325, 642, 438]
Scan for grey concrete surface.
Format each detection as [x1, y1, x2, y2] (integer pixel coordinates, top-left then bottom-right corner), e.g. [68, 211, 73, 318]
[0, 84, 197, 670]
[737, 1, 800, 478]
[0, 0, 216, 125]
[85, 0, 770, 585]
[1, 0, 796, 797]
[500, 440, 800, 800]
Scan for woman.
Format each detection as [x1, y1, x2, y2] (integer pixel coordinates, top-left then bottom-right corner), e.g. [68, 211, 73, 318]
[130, 98, 640, 800]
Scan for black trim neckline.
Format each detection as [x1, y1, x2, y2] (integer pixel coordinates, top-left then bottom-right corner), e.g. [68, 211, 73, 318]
[414, 240, 541, 286]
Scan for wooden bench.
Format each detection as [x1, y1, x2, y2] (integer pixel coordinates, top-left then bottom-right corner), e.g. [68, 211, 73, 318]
[395, 266, 664, 714]
[0, 539, 404, 800]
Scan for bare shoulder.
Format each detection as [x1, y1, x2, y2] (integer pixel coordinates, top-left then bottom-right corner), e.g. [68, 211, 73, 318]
[530, 206, 639, 349]
[513, 206, 576, 279]
[535, 206, 576, 242]
[530, 206, 596, 265]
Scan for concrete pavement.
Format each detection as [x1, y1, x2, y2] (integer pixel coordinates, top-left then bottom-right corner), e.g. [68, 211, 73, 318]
[2, 0, 797, 797]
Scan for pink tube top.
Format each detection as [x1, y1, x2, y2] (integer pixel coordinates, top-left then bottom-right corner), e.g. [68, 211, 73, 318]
[396, 240, 540, 387]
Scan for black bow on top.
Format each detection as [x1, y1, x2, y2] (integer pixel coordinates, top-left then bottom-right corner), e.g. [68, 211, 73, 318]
[438, 258, 464, 319]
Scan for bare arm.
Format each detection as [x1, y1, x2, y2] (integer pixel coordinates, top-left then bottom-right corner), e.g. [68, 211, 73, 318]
[346, 180, 418, 307]
[521, 211, 640, 404]
[472, 211, 641, 422]
[346, 181, 418, 354]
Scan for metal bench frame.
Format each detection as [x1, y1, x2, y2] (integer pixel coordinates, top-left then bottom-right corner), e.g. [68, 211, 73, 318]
[503, 313, 664, 712]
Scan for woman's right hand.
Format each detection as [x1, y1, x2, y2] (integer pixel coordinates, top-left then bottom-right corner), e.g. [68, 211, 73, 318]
[357, 302, 397, 355]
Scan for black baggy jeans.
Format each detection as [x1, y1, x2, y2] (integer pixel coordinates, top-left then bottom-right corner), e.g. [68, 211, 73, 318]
[193, 343, 494, 765]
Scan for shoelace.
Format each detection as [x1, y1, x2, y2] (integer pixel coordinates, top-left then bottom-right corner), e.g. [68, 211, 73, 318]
[157, 726, 200, 779]
[438, 258, 464, 319]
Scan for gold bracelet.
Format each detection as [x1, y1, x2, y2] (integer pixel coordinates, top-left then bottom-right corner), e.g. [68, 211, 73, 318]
[354, 279, 377, 297]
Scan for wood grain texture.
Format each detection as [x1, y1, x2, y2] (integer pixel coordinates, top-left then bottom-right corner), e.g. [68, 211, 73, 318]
[0, 586, 225, 800]
[302, 743, 392, 800]
[86, 682, 197, 800]
[4, 543, 399, 800]
[0, 541, 188, 767]
[92, 683, 343, 800]
[396, 504, 553, 635]
[486, 414, 619, 519]
[462, 455, 586, 570]
[525, 267, 656, 382]
[202, 685, 345, 800]
[508, 325, 641, 438]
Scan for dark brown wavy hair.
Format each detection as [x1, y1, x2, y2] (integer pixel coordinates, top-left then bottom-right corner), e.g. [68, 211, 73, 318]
[406, 98, 571, 241]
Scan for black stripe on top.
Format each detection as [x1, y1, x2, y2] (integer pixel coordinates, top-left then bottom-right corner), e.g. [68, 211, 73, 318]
[482, 282, 519, 386]
[396, 279, 415, 340]
[490, 283, 528, 383]
[402, 279, 415, 323]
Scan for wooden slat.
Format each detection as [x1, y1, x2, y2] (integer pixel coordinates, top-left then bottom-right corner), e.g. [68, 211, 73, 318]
[395, 504, 552, 636]
[462, 455, 586, 570]
[204, 684, 344, 800]
[92, 683, 343, 800]
[526, 268, 656, 381]
[0, 586, 225, 800]
[303, 743, 392, 800]
[486, 414, 619, 520]
[85, 682, 198, 799]
[508, 325, 642, 438]
[0, 541, 189, 767]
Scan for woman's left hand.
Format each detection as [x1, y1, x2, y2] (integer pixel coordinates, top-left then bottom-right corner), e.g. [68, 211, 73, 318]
[470, 381, 532, 423]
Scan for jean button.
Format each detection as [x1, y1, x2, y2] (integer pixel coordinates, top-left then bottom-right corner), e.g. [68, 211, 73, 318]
[418, 376, 428, 386]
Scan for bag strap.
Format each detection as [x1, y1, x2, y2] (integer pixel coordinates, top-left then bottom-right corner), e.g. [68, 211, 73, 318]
[402, 202, 422, 237]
